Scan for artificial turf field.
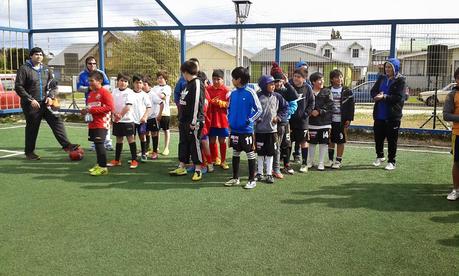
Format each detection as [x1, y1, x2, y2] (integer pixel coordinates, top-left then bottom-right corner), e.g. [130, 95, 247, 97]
[0, 122, 458, 275]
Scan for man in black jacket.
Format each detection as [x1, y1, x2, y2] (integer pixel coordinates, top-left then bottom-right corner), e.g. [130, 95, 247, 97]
[15, 47, 78, 160]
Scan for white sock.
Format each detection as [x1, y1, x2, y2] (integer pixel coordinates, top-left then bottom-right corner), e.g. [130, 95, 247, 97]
[257, 156, 264, 175]
[319, 144, 328, 164]
[308, 144, 316, 165]
[266, 156, 273, 176]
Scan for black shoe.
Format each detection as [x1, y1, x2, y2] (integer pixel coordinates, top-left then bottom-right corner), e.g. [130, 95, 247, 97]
[265, 175, 274, 184]
[25, 152, 40, 160]
[63, 144, 80, 152]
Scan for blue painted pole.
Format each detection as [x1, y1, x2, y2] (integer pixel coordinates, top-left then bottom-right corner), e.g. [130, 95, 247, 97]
[275, 27, 281, 65]
[180, 29, 186, 65]
[97, 0, 105, 71]
[390, 23, 397, 58]
[27, 0, 33, 49]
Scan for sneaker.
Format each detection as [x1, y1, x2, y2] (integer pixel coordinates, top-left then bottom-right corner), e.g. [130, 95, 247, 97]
[265, 175, 275, 184]
[282, 165, 294, 175]
[306, 162, 313, 169]
[162, 148, 170, 156]
[325, 160, 333, 168]
[447, 190, 458, 201]
[105, 144, 114, 151]
[244, 180, 257, 189]
[255, 173, 264, 182]
[317, 162, 325, 171]
[272, 171, 284, 179]
[169, 167, 187, 176]
[385, 162, 396, 170]
[214, 157, 222, 166]
[192, 170, 202, 181]
[150, 152, 159, 160]
[130, 160, 139, 169]
[89, 143, 96, 151]
[224, 178, 240, 187]
[373, 157, 386, 167]
[332, 161, 342, 169]
[207, 163, 215, 173]
[299, 165, 308, 173]
[25, 152, 40, 160]
[186, 165, 195, 173]
[107, 160, 121, 167]
[88, 164, 100, 172]
[293, 155, 301, 164]
[90, 166, 108, 176]
[221, 162, 230, 170]
[140, 155, 148, 163]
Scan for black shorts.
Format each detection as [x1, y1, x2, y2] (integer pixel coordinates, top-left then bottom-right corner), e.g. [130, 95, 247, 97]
[256, 132, 277, 156]
[146, 118, 159, 132]
[159, 116, 170, 130]
[88, 128, 108, 143]
[330, 122, 346, 144]
[291, 128, 309, 144]
[229, 133, 254, 153]
[308, 128, 330, 144]
[135, 123, 147, 135]
[452, 134, 459, 162]
[113, 122, 135, 137]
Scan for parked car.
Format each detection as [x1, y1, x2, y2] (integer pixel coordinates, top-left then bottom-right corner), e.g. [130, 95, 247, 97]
[0, 74, 21, 110]
[418, 82, 457, 106]
[351, 81, 375, 103]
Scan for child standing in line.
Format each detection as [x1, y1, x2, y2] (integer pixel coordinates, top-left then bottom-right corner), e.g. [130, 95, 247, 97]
[107, 73, 139, 169]
[144, 75, 164, 160]
[307, 72, 334, 171]
[198, 71, 214, 173]
[152, 70, 172, 156]
[224, 67, 262, 189]
[327, 69, 355, 169]
[131, 74, 151, 162]
[82, 71, 114, 176]
[255, 75, 288, 184]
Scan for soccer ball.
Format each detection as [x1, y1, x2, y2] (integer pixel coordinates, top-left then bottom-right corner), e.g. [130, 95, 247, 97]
[69, 147, 84, 161]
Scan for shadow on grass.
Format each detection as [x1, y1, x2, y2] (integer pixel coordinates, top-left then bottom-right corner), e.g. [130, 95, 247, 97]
[281, 182, 455, 212]
[431, 213, 459, 247]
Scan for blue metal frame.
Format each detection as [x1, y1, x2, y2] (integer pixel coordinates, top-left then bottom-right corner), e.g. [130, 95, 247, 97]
[27, 0, 33, 49]
[390, 23, 397, 58]
[155, 0, 183, 27]
[275, 27, 281, 65]
[97, 0, 105, 71]
[180, 29, 186, 64]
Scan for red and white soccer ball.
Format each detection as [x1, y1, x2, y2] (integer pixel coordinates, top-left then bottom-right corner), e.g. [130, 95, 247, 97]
[69, 147, 84, 161]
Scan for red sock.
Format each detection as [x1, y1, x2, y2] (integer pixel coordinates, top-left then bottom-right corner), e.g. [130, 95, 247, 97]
[210, 142, 218, 162]
[201, 148, 208, 167]
[220, 142, 227, 163]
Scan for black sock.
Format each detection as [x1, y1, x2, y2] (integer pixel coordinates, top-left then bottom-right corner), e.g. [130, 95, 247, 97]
[248, 157, 256, 181]
[294, 143, 300, 156]
[145, 134, 151, 150]
[115, 142, 123, 161]
[328, 148, 335, 161]
[336, 156, 342, 162]
[152, 135, 159, 153]
[301, 147, 309, 165]
[129, 142, 137, 160]
[283, 147, 291, 166]
[232, 156, 240, 179]
[141, 141, 146, 155]
[95, 142, 107, 167]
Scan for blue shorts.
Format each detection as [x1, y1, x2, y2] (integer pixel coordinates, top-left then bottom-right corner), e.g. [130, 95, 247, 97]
[201, 135, 209, 141]
[209, 127, 229, 138]
[135, 123, 147, 135]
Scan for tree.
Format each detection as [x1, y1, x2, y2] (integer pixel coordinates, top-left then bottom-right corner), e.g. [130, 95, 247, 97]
[330, 29, 342, 40]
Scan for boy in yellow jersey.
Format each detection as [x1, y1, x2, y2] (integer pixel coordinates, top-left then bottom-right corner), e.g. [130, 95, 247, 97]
[443, 67, 459, 200]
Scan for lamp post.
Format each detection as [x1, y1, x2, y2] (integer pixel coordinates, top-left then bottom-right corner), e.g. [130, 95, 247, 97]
[233, 0, 252, 67]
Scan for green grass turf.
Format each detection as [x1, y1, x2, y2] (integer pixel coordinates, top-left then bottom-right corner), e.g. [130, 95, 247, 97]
[0, 122, 458, 275]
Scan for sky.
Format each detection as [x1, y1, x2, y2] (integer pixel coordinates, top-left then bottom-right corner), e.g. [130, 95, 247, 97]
[1, 0, 459, 54]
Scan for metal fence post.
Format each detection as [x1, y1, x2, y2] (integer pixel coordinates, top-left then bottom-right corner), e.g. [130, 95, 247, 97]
[180, 29, 186, 65]
[390, 23, 397, 58]
[275, 27, 281, 65]
[97, 0, 105, 71]
[27, 0, 33, 49]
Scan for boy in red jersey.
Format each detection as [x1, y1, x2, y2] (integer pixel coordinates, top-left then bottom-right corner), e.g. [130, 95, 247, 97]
[81, 71, 114, 176]
[207, 69, 230, 169]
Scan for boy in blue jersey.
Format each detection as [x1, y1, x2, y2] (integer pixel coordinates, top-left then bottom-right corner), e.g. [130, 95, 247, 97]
[224, 67, 262, 189]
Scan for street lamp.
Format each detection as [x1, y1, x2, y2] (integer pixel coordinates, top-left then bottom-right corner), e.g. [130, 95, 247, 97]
[233, 0, 252, 67]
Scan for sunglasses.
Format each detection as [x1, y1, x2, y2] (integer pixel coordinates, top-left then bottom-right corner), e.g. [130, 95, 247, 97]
[87, 62, 97, 65]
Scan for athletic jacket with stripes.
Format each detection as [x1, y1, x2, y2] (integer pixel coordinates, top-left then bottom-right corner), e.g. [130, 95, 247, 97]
[178, 77, 205, 126]
[227, 85, 262, 134]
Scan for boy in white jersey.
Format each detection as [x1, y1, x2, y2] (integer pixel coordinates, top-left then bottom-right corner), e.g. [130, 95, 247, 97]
[152, 70, 172, 156]
[144, 75, 164, 160]
[131, 74, 151, 162]
[107, 73, 139, 169]
[327, 69, 355, 169]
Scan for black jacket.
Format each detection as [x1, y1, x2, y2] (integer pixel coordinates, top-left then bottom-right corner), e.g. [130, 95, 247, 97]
[328, 86, 355, 123]
[370, 74, 406, 121]
[178, 77, 205, 125]
[15, 60, 57, 104]
[309, 88, 334, 127]
[289, 83, 314, 130]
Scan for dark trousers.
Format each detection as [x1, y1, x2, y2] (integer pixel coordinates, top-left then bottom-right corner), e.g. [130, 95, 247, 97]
[22, 102, 70, 154]
[373, 119, 400, 163]
[178, 123, 202, 165]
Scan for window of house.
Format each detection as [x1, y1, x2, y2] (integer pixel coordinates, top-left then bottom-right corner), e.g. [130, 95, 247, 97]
[324, 49, 331, 58]
[454, 60, 459, 75]
[106, 47, 113, 58]
[352, 49, 359, 58]
[403, 60, 425, 76]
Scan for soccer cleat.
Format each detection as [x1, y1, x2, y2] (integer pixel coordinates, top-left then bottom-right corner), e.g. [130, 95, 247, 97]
[265, 175, 275, 184]
[201, 167, 208, 174]
[299, 165, 308, 173]
[169, 167, 187, 176]
[130, 160, 139, 169]
[373, 157, 386, 167]
[192, 171, 202, 181]
[186, 165, 195, 173]
[105, 144, 114, 151]
[272, 171, 284, 179]
[150, 152, 159, 160]
[214, 157, 221, 166]
[140, 155, 148, 163]
[162, 148, 170, 156]
[447, 190, 458, 201]
[107, 160, 121, 167]
[317, 162, 325, 171]
[282, 166, 294, 175]
[325, 160, 334, 168]
[384, 162, 396, 170]
[332, 161, 342, 169]
[207, 164, 215, 173]
[220, 162, 230, 170]
[88, 164, 100, 172]
[224, 178, 240, 187]
[244, 180, 257, 189]
[255, 173, 264, 182]
[25, 152, 41, 160]
[90, 166, 108, 176]
[293, 155, 301, 164]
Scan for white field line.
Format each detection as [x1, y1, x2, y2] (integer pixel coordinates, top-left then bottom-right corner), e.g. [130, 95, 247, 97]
[0, 125, 25, 130]
[0, 149, 23, 158]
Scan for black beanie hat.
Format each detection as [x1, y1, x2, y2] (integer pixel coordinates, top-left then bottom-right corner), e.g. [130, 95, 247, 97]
[212, 69, 224, 79]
